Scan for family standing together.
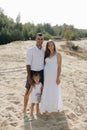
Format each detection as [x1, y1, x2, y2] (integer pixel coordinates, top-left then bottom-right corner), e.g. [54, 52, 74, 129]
[24, 33, 63, 119]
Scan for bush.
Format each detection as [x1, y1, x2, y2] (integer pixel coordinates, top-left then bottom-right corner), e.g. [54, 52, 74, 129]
[66, 41, 78, 51]
[71, 45, 78, 51]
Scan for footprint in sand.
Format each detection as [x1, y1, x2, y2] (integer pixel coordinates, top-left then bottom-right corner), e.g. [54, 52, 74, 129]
[67, 112, 79, 121]
[6, 106, 15, 111]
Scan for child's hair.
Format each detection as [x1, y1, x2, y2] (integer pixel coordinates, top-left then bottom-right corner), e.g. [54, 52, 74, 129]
[32, 72, 40, 86]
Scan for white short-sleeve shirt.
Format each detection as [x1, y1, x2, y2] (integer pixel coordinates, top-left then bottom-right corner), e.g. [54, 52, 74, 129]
[26, 45, 44, 71]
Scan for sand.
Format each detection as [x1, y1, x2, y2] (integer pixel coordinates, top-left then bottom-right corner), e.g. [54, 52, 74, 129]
[0, 40, 87, 130]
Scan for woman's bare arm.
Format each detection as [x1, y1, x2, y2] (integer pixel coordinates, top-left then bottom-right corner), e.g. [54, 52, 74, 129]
[56, 53, 62, 84]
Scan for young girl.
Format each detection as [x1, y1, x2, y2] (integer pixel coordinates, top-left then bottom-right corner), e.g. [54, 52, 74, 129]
[28, 72, 43, 120]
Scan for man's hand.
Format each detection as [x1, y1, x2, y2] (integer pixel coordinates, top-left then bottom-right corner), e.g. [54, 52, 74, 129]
[28, 77, 33, 85]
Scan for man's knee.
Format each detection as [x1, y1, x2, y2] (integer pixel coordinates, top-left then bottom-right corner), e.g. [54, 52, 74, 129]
[25, 89, 29, 96]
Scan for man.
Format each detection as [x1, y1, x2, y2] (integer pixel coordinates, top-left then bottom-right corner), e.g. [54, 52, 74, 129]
[24, 33, 44, 112]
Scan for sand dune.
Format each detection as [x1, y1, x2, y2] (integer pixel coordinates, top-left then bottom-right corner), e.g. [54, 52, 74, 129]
[0, 40, 87, 130]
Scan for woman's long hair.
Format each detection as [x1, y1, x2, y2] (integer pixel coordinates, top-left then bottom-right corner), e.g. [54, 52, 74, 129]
[44, 40, 56, 61]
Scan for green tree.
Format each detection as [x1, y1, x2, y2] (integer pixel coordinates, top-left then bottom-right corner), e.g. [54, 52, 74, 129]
[16, 12, 21, 24]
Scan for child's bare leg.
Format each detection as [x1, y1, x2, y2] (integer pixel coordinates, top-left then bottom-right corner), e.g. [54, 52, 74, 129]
[30, 103, 35, 115]
[29, 103, 35, 120]
[36, 103, 39, 114]
[33, 103, 40, 119]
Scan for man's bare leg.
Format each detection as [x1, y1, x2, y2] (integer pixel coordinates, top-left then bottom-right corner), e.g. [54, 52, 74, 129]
[23, 89, 29, 112]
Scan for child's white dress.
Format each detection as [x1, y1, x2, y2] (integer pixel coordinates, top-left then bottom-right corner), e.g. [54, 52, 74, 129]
[40, 55, 63, 113]
[30, 82, 42, 103]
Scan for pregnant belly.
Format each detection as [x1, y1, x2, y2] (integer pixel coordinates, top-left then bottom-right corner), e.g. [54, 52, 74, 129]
[44, 65, 57, 80]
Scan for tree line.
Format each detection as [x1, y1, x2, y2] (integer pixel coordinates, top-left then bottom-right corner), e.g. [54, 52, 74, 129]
[0, 7, 87, 45]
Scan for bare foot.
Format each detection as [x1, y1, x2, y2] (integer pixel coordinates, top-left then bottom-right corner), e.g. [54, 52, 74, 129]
[23, 108, 26, 113]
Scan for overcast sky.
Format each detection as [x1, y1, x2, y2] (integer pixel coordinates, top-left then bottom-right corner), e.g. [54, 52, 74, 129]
[0, 0, 87, 29]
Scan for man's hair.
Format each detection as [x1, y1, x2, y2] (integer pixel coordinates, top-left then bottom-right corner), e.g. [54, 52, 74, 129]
[36, 32, 43, 37]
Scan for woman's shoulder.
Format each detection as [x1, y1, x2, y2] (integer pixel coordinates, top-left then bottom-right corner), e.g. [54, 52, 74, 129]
[56, 52, 62, 58]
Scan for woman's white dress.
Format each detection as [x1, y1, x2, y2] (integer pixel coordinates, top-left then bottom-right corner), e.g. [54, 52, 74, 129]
[40, 55, 63, 113]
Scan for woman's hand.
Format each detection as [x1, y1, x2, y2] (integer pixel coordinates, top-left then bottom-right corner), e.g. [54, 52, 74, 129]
[56, 78, 60, 85]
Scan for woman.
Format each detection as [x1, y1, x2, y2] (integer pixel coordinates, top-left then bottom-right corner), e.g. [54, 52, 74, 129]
[40, 40, 63, 114]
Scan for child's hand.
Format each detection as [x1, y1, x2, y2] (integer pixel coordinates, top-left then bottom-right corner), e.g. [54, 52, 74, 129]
[36, 93, 41, 102]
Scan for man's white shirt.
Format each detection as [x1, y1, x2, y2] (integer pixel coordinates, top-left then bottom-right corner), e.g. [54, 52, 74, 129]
[26, 45, 44, 71]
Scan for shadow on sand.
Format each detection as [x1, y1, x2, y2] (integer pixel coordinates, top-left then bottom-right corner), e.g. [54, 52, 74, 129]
[23, 111, 70, 130]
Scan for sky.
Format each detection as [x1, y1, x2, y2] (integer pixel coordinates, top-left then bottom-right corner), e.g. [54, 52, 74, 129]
[0, 0, 87, 29]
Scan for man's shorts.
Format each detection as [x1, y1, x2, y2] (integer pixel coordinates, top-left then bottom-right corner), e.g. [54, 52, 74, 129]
[25, 70, 44, 90]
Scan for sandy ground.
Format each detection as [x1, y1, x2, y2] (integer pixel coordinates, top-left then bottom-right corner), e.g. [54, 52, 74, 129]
[0, 40, 87, 130]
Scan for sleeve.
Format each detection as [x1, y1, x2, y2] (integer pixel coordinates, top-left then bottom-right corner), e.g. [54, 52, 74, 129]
[26, 48, 32, 65]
